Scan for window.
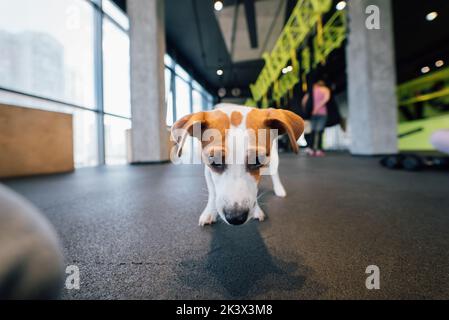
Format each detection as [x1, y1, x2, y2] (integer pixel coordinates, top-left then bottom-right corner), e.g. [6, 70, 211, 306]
[175, 64, 190, 82]
[163, 54, 215, 163]
[0, 0, 96, 108]
[103, 17, 131, 118]
[104, 115, 131, 165]
[102, 0, 129, 30]
[165, 68, 174, 126]
[175, 76, 191, 120]
[164, 54, 215, 126]
[192, 89, 203, 113]
[73, 109, 99, 166]
[0, 0, 132, 168]
[0, 1, 213, 168]
[101, 2, 131, 164]
[164, 53, 175, 68]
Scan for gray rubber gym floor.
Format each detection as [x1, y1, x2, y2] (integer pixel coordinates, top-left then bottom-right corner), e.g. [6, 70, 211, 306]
[3, 153, 449, 299]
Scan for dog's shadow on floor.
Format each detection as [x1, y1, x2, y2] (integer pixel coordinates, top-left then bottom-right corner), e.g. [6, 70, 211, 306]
[178, 218, 319, 299]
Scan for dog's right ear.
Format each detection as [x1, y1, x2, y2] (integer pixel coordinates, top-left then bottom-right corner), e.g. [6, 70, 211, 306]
[171, 112, 206, 157]
[263, 109, 304, 154]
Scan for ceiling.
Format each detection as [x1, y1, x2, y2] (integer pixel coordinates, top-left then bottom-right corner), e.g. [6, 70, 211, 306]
[393, 0, 449, 83]
[164, 0, 297, 96]
[118, 0, 449, 98]
[111, 0, 126, 12]
[215, 0, 287, 63]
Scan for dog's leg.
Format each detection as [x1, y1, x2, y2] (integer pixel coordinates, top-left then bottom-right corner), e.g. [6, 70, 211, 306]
[253, 202, 266, 221]
[199, 166, 218, 226]
[270, 139, 287, 197]
[272, 173, 286, 197]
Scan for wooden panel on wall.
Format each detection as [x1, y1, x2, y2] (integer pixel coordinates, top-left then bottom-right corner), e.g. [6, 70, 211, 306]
[0, 104, 74, 178]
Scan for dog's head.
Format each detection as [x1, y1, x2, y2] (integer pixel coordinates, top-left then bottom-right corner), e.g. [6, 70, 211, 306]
[171, 106, 304, 225]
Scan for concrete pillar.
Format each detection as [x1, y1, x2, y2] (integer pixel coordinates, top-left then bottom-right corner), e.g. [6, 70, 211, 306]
[346, 0, 398, 155]
[128, 0, 169, 163]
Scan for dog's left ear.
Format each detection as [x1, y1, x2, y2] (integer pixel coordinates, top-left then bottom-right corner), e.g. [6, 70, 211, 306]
[264, 109, 304, 153]
[171, 112, 206, 157]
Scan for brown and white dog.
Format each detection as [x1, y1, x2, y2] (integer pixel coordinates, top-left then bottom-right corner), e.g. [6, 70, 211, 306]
[171, 104, 304, 226]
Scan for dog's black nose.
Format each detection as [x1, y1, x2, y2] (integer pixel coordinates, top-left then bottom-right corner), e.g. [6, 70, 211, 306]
[223, 205, 249, 225]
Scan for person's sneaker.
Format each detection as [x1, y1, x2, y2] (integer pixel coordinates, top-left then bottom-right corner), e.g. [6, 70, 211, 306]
[305, 148, 314, 156]
[315, 150, 325, 157]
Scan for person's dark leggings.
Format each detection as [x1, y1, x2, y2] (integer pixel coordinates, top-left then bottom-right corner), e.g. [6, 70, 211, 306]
[309, 115, 327, 151]
[305, 133, 312, 148]
[310, 130, 324, 151]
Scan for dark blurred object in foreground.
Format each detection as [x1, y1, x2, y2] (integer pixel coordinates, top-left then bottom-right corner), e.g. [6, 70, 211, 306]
[0, 184, 64, 299]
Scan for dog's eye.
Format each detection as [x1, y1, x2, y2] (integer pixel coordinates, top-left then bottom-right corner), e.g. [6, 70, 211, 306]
[207, 155, 226, 172]
[210, 162, 226, 169]
[247, 157, 265, 171]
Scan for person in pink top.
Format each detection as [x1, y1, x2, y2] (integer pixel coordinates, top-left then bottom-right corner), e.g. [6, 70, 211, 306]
[302, 80, 331, 156]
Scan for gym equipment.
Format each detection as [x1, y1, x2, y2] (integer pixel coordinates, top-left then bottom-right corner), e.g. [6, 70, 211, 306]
[380, 153, 449, 171]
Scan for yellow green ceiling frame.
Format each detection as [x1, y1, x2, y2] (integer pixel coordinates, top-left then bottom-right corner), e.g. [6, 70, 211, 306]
[397, 67, 449, 106]
[249, 0, 332, 102]
[269, 9, 348, 106]
[313, 9, 347, 67]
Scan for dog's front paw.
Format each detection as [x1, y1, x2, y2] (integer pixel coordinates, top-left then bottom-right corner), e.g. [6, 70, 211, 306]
[199, 210, 217, 227]
[253, 205, 266, 222]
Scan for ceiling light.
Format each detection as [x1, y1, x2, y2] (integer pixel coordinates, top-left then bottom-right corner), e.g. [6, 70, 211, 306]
[214, 1, 223, 11]
[336, 1, 347, 11]
[426, 11, 438, 21]
[216, 69, 223, 76]
[282, 66, 293, 74]
[435, 60, 444, 68]
[231, 88, 241, 97]
[218, 88, 226, 98]
[421, 66, 430, 74]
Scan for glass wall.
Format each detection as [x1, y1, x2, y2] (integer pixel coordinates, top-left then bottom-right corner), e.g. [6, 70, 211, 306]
[73, 109, 99, 166]
[0, 0, 214, 167]
[102, 4, 131, 164]
[103, 18, 131, 118]
[0, 0, 131, 167]
[0, 0, 96, 108]
[175, 76, 192, 120]
[164, 54, 214, 162]
[164, 55, 214, 126]
[165, 68, 174, 126]
[104, 115, 131, 165]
